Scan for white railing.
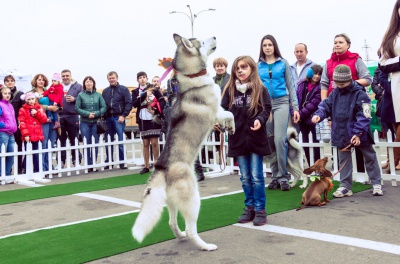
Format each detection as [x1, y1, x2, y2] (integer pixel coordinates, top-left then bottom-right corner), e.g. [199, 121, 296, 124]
[1, 130, 399, 186]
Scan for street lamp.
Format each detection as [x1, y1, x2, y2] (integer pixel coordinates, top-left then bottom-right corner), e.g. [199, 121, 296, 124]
[169, 5, 216, 38]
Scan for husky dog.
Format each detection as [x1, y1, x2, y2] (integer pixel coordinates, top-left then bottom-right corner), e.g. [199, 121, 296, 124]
[132, 34, 235, 251]
[264, 126, 309, 189]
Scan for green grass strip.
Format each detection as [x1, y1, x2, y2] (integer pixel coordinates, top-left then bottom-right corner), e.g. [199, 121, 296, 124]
[0, 181, 371, 264]
[0, 174, 149, 205]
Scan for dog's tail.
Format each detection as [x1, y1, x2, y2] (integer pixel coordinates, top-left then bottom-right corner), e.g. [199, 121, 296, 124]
[287, 126, 302, 152]
[132, 170, 167, 243]
[296, 204, 307, 211]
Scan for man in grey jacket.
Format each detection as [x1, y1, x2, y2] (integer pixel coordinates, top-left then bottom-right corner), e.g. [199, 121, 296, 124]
[290, 43, 315, 90]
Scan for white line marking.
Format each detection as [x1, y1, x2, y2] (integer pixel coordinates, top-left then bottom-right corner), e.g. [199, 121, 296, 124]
[74, 193, 142, 208]
[234, 223, 400, 255]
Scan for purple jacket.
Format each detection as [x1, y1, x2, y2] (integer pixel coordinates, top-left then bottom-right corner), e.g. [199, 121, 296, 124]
[296, 79, 321, 125]
[0, 99, 17, 135]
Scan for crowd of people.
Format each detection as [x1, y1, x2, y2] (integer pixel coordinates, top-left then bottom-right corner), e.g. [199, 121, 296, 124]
[2, 0, 400, 227]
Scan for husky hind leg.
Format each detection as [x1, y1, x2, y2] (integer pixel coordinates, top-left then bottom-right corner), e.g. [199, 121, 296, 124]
[132, 171, 167, 243]
[168, 163, 217, 251]
[166, 200, 186, 239]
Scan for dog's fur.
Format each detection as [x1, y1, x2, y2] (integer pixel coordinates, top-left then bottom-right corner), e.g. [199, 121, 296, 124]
[296, 157, 332, 211]
[264, 127, 309, 188]
[132, 34, 235, 251]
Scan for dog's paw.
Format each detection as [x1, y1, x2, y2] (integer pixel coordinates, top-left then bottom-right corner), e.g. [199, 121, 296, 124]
[201, 243, 218, 251]
[299, 184, 308, 189]
[176, 231, 187, 239]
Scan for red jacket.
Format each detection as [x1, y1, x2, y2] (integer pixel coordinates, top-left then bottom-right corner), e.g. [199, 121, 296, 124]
[18, 103, 48, 142]
[43, 83, 64, 106]
[326, 50, 359, 95]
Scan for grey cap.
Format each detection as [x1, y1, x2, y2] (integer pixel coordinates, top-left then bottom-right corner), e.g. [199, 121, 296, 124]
[333, 65, 352, 83]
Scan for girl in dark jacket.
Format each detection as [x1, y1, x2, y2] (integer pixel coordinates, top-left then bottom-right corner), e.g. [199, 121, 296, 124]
[221, 55, 272, 226]
[296, 64, 323, 166]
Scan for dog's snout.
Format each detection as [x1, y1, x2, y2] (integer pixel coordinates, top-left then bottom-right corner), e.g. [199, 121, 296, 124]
[213, 37, 216, 40]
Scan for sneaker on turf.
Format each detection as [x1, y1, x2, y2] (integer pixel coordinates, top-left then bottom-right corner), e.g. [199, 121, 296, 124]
[253, 210, 267, 226]
[280, 181, 290, 191]
[372, 184, 383, 196]
[238, 207, 255, 223]
[267, 179, 280, 190]
[333, 187, 353, 198]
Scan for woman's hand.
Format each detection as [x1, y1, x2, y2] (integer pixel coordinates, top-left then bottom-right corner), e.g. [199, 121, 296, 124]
[88, 112, 95, 119]
[351, 135, 360, 146]
[250, 119, 261, 131]
[293, 111, 300, 124]
[48, 105, 59, 112]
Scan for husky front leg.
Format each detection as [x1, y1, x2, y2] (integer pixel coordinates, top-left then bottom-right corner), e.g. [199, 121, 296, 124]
[216, 107, 235, 135]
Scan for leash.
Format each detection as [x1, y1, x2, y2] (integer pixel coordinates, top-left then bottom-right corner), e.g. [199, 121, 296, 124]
[214, 126, 226, 171]
[332, 143, 355, 177]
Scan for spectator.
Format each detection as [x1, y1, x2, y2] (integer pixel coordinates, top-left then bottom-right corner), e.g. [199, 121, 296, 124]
[4, 75, 24, 174]
[42, 73, 63, 131]
[152, 76, 161, 90]
[31, 74, 58, 173]
[102, 71, 131, 169]
[320, 33, 372, 173]
[221, 55, 272, 226]
[213, 57, 230, 92]
[312, 65, 383, 197]
[75, 76, 106, 172]
[258, 34, 300, 191]
[132, 72, 165, 174]
[296, 65, 322, 166]
[378, 0, 400, 170]
[19, 92, 48, 173]
[290, 43, 315, 89]
[371, 67, 396, 170]
[59, 69, 82, 168]
[0, 87, 17, 181]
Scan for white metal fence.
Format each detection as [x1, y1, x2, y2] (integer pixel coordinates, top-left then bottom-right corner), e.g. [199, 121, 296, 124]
[1, 131, 399, 186]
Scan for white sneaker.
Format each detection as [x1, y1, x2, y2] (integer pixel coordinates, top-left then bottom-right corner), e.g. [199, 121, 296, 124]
[5, 178, 15, 184]
[333, 187, 353, 198]
[372, 184, 383, 196]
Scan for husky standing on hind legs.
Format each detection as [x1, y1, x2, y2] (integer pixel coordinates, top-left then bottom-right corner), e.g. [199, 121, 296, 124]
[132, 34, 235, 251]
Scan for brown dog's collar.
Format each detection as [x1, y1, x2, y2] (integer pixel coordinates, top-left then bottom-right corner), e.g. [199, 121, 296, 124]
[184, 69, 207, 78]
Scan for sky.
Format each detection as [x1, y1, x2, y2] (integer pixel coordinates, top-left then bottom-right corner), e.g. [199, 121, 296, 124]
[0, 0, 396, 90]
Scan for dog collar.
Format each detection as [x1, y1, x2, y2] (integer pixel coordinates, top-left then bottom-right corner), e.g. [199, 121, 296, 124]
[184, 69, 207, 78]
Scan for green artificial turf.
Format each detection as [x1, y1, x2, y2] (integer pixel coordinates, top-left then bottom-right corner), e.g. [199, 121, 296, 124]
[0, 181, 371, 264]
[0, 173, 150, 205]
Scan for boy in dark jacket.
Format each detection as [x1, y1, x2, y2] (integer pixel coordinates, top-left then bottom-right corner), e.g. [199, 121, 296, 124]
[312, 65, 383, 197]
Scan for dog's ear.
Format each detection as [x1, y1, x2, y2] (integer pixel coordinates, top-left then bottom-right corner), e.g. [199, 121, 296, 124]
[320, 168, 333, 178]
[303, 167, 315, 175]
[181, 37, 194, 50]
[173, 34, 182, 45]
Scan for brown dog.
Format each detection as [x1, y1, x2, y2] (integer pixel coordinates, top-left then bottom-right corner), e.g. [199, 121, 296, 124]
[296, 157, 333, 211]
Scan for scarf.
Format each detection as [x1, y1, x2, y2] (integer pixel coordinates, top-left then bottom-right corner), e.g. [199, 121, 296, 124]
[235, 80, 249, 94]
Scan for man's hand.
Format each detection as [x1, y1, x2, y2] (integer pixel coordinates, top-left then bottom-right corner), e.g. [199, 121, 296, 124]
[118, 116, 125, 123]
[351, 135, 360, 146]
[66, 95, 75, 103]
[311, 115, 320, 124]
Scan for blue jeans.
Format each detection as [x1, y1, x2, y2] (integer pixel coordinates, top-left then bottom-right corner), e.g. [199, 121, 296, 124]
[80, 121, 99, 165]
[23, 141, 39, 173]
[0, 132, 15, 176]
[237, 153, 266, 212]
[41, 122, 57, 171]
[105, 117, 125, 164]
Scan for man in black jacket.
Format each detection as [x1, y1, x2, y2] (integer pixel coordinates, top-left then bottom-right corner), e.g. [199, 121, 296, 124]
[102, 71, 132, 169]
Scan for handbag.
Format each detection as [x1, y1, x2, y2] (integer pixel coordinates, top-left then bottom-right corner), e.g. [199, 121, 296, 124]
[97, 117, 109, 134]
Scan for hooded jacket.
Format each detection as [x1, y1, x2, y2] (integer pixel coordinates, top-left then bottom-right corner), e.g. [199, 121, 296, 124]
[221, 86, 272, 157]
[314, 81, 374, 148]
[0, 99, 17, 135]
[18, 103, 48, 142]
[296, 79, 321, 125]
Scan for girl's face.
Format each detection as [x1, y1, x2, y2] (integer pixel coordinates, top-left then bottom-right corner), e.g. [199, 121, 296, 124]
[85, 79, 94, 90]
[1, 88, 11, 101]
[262, 39, 274, 57]
[235, 60, 252, 83]
[334, 36, 350, 54]
[36, 76, 45, 88]
[52, 80, 60, 85]
[311, 73, 321, 84]
[26, 97, 35, 106]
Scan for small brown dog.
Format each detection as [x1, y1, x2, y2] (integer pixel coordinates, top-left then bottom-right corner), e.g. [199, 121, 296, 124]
[296, 157, 333, 211]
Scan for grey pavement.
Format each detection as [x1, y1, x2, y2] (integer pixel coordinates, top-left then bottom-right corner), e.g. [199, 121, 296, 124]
[1, 167, 399, 264]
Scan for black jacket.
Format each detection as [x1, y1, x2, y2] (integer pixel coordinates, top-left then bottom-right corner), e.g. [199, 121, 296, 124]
[132, 87, 165, 124]
[221, 87, 272, 157]
[10, 87, 24, 122]
[102, 83, 132, 117]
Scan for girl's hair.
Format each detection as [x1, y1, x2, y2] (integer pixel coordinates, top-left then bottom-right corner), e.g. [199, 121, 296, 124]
[222, 56, 265, 118]
[378, 0, 400, 59]
[258, 35, 283, 61]
[31, 74, 49, 88]
[82, 76, 97, 91]
[0, 87, 11, 100]
[305, 64, 323, 83]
